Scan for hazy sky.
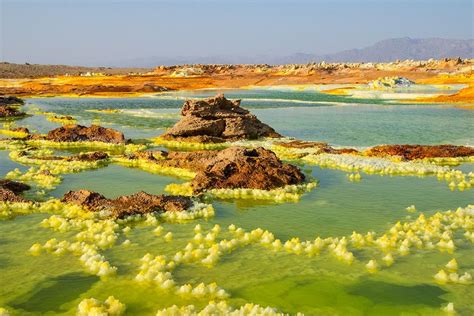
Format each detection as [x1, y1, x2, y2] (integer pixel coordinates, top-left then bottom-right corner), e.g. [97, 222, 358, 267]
[1, 0, 472, 65]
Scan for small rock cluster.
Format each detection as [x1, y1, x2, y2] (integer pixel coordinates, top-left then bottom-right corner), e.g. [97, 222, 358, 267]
[0, 179, 30, 202]
[0, 96, 26, 118]
[44, 124, 125, 144]
[61, 190, 193, 218]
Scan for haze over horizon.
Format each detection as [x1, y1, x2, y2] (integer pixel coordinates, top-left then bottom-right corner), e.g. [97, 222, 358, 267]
[1, 0, 473, 66]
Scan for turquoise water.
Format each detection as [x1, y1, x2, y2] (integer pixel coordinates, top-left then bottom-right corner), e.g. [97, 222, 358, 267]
[26, 89, 474, 146]
[0, 89, 473, 315]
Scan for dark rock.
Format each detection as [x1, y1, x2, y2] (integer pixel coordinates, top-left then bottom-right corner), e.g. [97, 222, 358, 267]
[0, 188, 29, 203]
[61, 190, 192, 218]
[155, 146, 305, 192]
[0, 96, 24, 106]
[128, 150, 168, 161]
[0, 179, 31, 193]
[11, 127, 29, 134]
[0, 105, 26, 118]
[162, 94, 281, 142]
[45, 124, 125, 144]
[67, 151, 109, 161]
[364, 144, 474, 160]
[191, 147, 305, 192]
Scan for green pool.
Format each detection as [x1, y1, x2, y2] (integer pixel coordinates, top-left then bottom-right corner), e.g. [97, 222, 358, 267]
[0, 88, 473, 315]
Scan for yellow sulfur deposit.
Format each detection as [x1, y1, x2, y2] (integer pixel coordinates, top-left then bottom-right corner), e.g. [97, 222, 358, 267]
[302, 153, 473, 191]
[445, 258, 458, 272]
[442, 302, 455, 314]
[0, 139, 28, 151]
[160, 202, 215, 222]
[165, 181, 318, 203]
[0, 129, 29, 138]
[164, 182, 194, 196]
[418, 156, 474, 166]
[113, 157, 196, 179]
[164, 232, 173, 242]
[6, 149, 109, 190]
[152, 137, 229, 150]
[366, 259, 378, 273]
[77, 296, 125, 316]
[155, 300, 297, 316]
[25, 139, 146, 154]
[205, 181, 317, 202]
[6, 167, 61, 189]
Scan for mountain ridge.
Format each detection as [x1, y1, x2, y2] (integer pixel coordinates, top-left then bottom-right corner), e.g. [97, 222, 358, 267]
[107, 37, 474, 67]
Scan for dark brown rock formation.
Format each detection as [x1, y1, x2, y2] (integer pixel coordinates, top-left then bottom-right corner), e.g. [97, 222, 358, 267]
[0, 105, 26, 118]
[45, 124, 125, 144]
[364, 144, 474, 160]
[191, 147, 305, 192]
[0, 96, 24, 106]
[10, 127, 29, 134]
[161, 94, 281, 142]
[128, 150, 168, 161]
[0, 179, 30, 193]
[66, 151, 109, 161]
[61, 190, 192, 218]
[0, 179, 30, 202]
[0, 188, 29, 202]
[136, 146, 306, 193]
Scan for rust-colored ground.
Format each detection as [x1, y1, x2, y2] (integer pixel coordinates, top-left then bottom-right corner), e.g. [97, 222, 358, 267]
[0, 59, 472, 104]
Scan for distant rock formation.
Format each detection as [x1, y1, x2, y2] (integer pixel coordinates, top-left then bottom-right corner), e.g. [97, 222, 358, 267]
[44, 125, 125, 144]
[161, 94, 281, 142]
[364, 145, 474, 160]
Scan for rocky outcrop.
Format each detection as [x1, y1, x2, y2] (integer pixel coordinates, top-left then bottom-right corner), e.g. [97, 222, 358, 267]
[66, 152, 109, 162]
[10, 127, 29, 134]
[0, 179, 30, 193]
[364, 144, 474, 160]
[0, 96, 26, 118]
[145, 146, 305, 192]
[0, 188, 29, 202]
[191, 147, 305, 192]
[0, 179, 30, 202]
[45, 124, 125, 144]
[61, 190, 192, 218]
[0, 96, 24, 106]
[161, 94, 281, 142]
[128, 150, 168, 162]
[0, 105, 26, 118]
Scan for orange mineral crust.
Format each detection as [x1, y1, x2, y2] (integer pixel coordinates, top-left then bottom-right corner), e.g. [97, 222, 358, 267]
[0, 59, 472, 99]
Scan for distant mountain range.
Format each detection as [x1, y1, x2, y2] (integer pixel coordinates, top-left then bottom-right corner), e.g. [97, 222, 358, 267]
[109, 37, 474, 67]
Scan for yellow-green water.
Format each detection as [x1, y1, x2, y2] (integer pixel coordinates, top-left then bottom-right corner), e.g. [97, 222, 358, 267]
[0, 89, 473, 315]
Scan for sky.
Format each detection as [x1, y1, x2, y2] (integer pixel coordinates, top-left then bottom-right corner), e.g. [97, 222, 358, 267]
[0, 0, 472, 66]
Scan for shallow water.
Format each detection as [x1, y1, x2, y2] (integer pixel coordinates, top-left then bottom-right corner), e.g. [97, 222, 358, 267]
[1, 88, 473, 315]
[26, 88, 474, 146]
